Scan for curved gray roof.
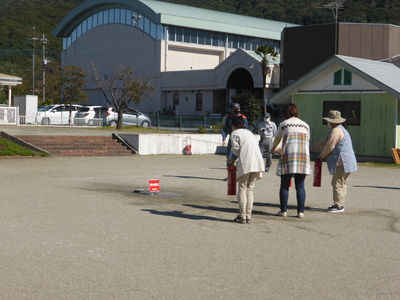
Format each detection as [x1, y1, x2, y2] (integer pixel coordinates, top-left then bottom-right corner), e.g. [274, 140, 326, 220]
[54, 0, 298, 40]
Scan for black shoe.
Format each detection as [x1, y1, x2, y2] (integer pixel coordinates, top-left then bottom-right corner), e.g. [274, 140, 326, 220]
[327, 205, 345, 213]
[233, 216, 246, 224]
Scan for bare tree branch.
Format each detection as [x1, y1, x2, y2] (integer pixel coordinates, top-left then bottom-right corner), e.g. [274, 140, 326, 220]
[89, 63, 155, 129]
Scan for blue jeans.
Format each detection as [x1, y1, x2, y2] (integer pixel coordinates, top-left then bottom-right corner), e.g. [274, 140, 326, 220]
[279, 174, 306, 213]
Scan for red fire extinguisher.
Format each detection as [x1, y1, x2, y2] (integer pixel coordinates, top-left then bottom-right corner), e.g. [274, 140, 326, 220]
[227, 164, 237, 195]
[182, 137, 192, 155]
[183, 145, 192, 155]
[312, 152, 322, 187]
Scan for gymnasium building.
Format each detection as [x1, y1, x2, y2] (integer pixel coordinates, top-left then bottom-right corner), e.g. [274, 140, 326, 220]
[53, 0, 297, 115]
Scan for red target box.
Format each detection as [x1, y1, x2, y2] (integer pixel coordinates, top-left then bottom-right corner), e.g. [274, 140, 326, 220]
[148, 179, 161, 192]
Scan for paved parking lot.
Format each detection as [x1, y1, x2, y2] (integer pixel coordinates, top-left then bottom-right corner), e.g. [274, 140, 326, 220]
[1, 143, 400, 299]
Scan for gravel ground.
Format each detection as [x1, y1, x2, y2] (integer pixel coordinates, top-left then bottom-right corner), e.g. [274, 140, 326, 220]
[1, 152, 399, 300]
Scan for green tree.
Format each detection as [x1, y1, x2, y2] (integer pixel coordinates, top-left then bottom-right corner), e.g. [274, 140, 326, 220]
[231, 91, 261, 132]
[254, 45, 278, 114]
[89, 64, 155, 130]
[44, 59, 62, 105]
[61, 65, 87, 125]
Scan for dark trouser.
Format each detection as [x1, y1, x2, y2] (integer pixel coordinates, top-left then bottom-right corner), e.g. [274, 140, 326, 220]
[279, 173, 307, 213]
[259, 139, 273, 170]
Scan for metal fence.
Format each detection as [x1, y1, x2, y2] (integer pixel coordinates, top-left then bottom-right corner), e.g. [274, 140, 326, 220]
[149, 115, 224, 130]
[5, 110, 280, 133]
[0, 107, 18, 125]
[10, 112, 225, 130]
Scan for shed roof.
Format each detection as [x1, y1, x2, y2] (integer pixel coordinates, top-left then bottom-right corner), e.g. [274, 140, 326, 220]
[54, 0, 297, 40]
[270, 55, 400, 104]
[0, 73, 22, 86]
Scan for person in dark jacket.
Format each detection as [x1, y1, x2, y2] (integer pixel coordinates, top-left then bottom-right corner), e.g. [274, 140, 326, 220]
[221, 103, 249, 180]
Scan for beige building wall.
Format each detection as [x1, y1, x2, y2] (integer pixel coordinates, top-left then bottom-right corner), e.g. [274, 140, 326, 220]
[165, 44, 225, 71]
[338, 23, 400, 60]
[300, 64, 379, 92]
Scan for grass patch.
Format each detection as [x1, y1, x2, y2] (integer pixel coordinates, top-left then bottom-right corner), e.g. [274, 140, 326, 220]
[0, 138, 46, 157]
[359, 162, 400, 168]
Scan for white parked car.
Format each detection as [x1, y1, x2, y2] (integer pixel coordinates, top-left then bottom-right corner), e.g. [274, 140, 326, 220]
[36, 104, 82, 125]
[74, 105, 107, 126]
[106, 107, 151, 128]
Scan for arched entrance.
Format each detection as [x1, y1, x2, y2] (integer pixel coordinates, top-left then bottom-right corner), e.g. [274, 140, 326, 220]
[227, 68, 254, 90]
[226, 68, 260, 107]
[213, 68, 258, 114]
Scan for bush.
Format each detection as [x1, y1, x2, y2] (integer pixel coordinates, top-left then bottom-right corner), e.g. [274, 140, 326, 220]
[197, 126, 208, 134]
[231, 92, 262, 132]
[211, 122, 224, 133]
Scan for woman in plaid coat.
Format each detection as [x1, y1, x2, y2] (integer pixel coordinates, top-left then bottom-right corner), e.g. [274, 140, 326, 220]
[271, 104, 311, 218]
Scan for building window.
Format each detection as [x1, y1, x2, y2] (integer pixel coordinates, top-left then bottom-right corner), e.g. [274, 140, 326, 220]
[184, 28, 190, 43]
[63, 14, 280, 51]
[63, 8, 164, 50]
[120, 9, 126, 24]
[98, 11, 104, 25]
[114, 9, 120, 23]
[205, 31, 212, 45]
[334, 68, 352, 86]
[173, 94, 179, 110]
[343, 69, 352, 85]
[212, 32, 223, 47]
[323, 101, 361, 126]
[334, 69, 342, 85]
[109, 9, 114, 23]
[190, 29, 198, 44]
[198, 30, 205, 45]
[165, 25, 278, 51]
[196, 93, 203, 111]
[168, 26, 175, 40]
[144, 17, 150, 34]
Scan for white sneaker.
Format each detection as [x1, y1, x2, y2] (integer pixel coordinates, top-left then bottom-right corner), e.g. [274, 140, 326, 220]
[297, 212, 304, 218]
[277, 211, 287, 217]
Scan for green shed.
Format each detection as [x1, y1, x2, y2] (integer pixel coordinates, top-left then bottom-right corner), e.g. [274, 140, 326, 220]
[270, 55, 400, 160]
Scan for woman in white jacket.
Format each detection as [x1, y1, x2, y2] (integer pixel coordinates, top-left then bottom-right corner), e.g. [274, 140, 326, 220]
[227, 116, 265, 224]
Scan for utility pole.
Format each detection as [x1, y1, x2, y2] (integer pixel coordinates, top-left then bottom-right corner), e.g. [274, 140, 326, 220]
[30, 27, 40, 95]
[41, 34, 50, 105]
[319, 1, 344, 54]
